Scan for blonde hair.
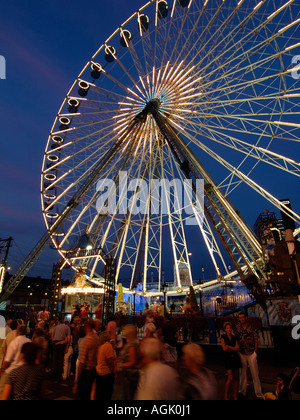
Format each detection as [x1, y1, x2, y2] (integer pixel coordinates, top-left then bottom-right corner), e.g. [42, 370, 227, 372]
[124, 324, 137, 340]
[140, 338, 161, 360]
[145, 323, 156, 334]
[182, 343, 206, 366]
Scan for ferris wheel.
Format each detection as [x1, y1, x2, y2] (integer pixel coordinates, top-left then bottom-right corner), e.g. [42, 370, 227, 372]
[40, 0, 300, 296]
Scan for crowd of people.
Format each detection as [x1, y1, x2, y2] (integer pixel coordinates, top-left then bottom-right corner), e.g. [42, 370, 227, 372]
[0, 306, 293, 401]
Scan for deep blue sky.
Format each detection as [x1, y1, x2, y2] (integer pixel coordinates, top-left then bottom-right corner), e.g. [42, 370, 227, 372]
[0, 1, 144, 278]
[0, 0, 299, 280]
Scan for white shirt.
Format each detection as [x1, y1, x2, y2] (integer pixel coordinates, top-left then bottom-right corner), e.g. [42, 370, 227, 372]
[135, 361, 180, 400]
[4, 335, 31, 374]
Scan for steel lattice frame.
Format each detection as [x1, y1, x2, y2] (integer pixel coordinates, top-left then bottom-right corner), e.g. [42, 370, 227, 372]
[39, 0, 300, 296]
[4, 0, 300, 302]
[1, 0, 300, 301]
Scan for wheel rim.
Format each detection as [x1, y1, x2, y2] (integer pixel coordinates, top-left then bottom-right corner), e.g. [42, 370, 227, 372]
[41, 0, 300, 294]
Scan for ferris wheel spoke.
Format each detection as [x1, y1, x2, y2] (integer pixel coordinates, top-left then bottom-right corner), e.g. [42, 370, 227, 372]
[91, 60, 141, 99]
[177, 0, 266, 82]
[115, 136, 160, 284]
[43, 132, 121, 202]
[188, 28, 293, 106]
[169, 145, 228, 276]
[105, 44, 148, 100]
[85, 81, 132, 103]
[201, 91, 300, 110]
[200, 40, 299, 103]
[192, 2, 252, 67]
[188, 112, 299, 136]
[44, 131, 117, 178]
[185, 131, 300, 226]
[198, 27, 300, 101]
[130, 131, 164, 292]
[48, 117, 148, 240]
[182, 115, 269, 140]
[59, 107, 124, 117]
[138, 12, 157, 79]
[160, 139, 193, 289]
[51, 116, 118, 137]
[87, 127, 158, 264]
[172, 0, 232, 70]
[211, 128, 299, 177]
[212, 1, 298, 69]
[183, 122, 300, 194]
[150, 112, 265, 280]
[159, 0, 197, 69]
[185, 112, 300, 150]
[200, 67, 297, 107]
[36, 0, 300, 300]
[87, 140, 145, 240]
[46, 116, 121, 157]
[172, 0, 226, 69]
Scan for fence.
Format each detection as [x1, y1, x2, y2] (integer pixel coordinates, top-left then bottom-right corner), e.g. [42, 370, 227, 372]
[116, 314, 274, 348]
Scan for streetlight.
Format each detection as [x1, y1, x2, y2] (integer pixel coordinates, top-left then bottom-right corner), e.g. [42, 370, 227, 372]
[79, 233, 94, 251]
[201, 266, 205, 282]
[162, 281, 168, 315]
[162, 269, 167, 314]
[198, 278, 204, 317]
[225, 264, 232, 304]
[133, 290, 136, 315]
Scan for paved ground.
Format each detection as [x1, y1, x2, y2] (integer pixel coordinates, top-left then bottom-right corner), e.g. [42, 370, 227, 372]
[45, 346, 300, 401]
[1, 339, 299, 401]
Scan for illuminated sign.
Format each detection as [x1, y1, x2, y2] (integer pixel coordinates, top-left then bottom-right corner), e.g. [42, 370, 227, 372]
[61, 287, 104, 295]
[0, 265, 6, 294]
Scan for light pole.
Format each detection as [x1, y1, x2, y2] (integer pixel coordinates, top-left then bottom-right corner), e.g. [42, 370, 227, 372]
[225, 264, 232, 305]
[162, 269, 167, 314]
[133, 290, 136, 316]
[0, 237, 12, 294]
[198, 279, 204, 317]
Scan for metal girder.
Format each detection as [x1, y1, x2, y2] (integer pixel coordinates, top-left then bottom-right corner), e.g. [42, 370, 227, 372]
[0, 118, 142, 303]
[144, 101, 266, 302]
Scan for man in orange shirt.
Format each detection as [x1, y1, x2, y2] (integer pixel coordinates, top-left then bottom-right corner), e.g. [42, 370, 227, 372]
[95, 331, 116, 401]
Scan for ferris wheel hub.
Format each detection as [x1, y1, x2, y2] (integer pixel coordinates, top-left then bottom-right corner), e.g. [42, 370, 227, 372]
[148, 98, 161, 110]
[143, 98, 161, 115]
[38, 0, 300, 302]
[135, 98, 162, 123]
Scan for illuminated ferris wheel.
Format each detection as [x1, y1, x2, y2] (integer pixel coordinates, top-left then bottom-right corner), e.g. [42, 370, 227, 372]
[40, 0, 300, 296]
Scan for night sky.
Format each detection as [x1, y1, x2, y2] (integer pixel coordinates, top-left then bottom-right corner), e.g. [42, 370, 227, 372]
[0, 1, 144, 278]
[0, 0, 299, 281]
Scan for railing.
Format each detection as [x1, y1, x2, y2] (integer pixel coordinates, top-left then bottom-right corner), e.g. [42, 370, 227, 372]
[115, 314, 274, 348]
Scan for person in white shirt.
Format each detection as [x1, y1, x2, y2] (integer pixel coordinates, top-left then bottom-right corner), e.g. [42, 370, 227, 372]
[135, 338, 180, 400]
[0, 325, 31, 394]
[37, 308, 50, 323]
[2, 320, 18, 358]
[51, 319, 71, 381]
